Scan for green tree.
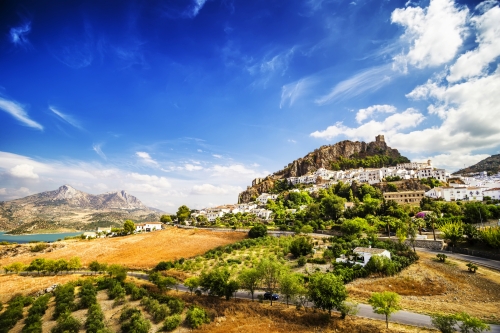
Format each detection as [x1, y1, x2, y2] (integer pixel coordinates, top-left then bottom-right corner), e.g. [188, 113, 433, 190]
[4, 262, 24, 274]
[27, 258, 46, 275]
[107, 264, 127, 282]
[149, 272, 177, 291]
[199, 267, 238, 300]
[184, 277, 200, 294]
[307, 273, 347, 316]
[456, 312, 490, 333]
[279, 273, 302, 307]
[320, 194, 345, 221]
[368, 291, 401, 329]
[238, 268, 262, 301]
[160, 215, 172, 223]
[431, 313, 457, 333]
[176, 205, 191, 223]
[185, 306, 210, 329]
[248, 224, 267, 238]
[51, 310, 81, 333]
[289, 237, 313, 258]
[123, 220, 135, 234]
[258, 259, 285, 305]
[440, 222, 464, 247]
[85, 303, 108, 333]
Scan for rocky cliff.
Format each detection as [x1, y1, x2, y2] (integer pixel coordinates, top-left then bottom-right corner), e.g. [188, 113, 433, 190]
[238, 135, 410, 203]
[452, 154, 500, 175]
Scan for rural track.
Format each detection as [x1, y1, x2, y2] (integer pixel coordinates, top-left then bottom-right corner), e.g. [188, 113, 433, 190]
[126, 271, 500, 332]
[416, 247, 500, 272]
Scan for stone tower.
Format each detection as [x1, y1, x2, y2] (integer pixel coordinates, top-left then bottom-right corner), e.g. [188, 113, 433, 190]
[375, 134, 385, 143]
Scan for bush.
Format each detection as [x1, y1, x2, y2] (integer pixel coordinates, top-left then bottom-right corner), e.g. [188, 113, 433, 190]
[30, 243, 48, 252]
[85, 303, 107, 333]
[22, 294, 50, 333]
[249, 224, 267, 238]
[53, 283, 75, 320]
[431, 313, 457, 333]
[307, 258, 327, 264]
[120, 311, 151, 333]
[51, 311, 81, 333]
[168, 298, 185, 314]
[185, 306, 211, 329]
[162, 314, 182, 331]
[0, 295, 33, 333]
[141, 297, 169, 323]
[107, 281, 126, 300]
[297, 256, 307, 267]
[78, 281, 97, 309]
[290, 237, 313, 258]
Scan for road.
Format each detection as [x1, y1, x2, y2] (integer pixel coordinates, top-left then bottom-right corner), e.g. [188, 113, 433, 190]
[127, 272, 500, 332]
[416, 247, 500, 271]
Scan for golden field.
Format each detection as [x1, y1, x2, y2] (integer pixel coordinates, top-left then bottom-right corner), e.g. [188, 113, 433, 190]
[0, 227, 246, 270]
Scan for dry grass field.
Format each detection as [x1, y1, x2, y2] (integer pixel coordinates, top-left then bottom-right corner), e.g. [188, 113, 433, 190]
[0, 228, 246, 270]
[347, 251, 500, 323]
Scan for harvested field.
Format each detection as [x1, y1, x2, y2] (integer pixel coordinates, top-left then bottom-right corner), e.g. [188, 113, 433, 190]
[347, 251, 500, 323]
[0, 273, 81, 303]
[0, 227, 246, 270]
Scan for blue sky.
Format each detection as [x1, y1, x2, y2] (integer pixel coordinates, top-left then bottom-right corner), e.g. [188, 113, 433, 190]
[1, 0, 499, 211]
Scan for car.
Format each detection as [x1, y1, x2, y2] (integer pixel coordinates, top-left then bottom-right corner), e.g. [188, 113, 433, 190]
[263, 292, 279, 300]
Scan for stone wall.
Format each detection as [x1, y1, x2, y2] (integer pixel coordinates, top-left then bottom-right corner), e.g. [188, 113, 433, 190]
[378, 237, 444, 250]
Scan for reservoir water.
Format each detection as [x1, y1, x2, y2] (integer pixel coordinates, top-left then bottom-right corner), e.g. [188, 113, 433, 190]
[0, 231, 83, 244]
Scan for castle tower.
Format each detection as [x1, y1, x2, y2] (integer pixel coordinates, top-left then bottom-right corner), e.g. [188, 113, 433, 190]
[375, 134, 385, 143]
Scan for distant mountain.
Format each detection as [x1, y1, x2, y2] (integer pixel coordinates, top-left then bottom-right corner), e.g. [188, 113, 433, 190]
[0, 185, 163, 234]
[238, 135, 410, 203]
[452, 154, 500, 175]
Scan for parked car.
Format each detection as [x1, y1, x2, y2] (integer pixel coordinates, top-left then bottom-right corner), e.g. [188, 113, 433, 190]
[263, 292, 279, 300]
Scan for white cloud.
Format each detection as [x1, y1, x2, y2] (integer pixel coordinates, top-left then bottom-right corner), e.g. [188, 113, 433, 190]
[10, 164, 39, 179]
[186, 0, 208, 18]
[310, 108, 425, 141]
[49, 106, 83, 129]
[447, 5, 500, 82]
[212, 154, 222, 158]
[0, 97, 43, 130]
[185, 164, 203, 171]
[315, 64, 396, 105]
[128, 173, 171, 188]
[355, 105, 397, 124]
[414, 152, 490, 172]
[136, 151, 158, 166]
[191, 184, 228, 195]
[10, 21, 31, 49]
[93, 144, 106, 160]
[280, 78, 313, 108]
[287, 139, 297, 144]
[391, 0, 469, 71]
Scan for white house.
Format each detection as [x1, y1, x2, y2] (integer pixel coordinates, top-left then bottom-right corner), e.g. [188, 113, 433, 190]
[426, 186, 484, 201]
[135, 222, 163, 232]
[336, 247, 391, 267]
[83, 232, 97, 239]
[256, 193, 278, 204]
[483, 188, 500, 200]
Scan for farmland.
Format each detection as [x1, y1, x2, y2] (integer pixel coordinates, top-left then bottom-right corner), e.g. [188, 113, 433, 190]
[0, 228, 246, 270]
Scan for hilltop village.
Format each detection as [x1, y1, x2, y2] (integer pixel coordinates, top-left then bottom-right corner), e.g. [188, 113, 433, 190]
[191, 159, 500, 225]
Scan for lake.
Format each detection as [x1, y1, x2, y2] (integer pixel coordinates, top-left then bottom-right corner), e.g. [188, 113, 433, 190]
[0, 231, 84, 244]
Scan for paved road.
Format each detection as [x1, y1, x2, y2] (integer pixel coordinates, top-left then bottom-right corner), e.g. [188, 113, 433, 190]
[416, 247, 500, 271]
[126, 272, 499, 332]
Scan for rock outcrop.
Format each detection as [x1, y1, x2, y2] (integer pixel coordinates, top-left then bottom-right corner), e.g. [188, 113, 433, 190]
[238, 136, 410, 203]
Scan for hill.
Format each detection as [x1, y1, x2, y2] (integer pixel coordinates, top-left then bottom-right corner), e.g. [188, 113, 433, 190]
[453, 154, 500, 175]
[238, 135, 410, 203]
[0, 185, 164, 234]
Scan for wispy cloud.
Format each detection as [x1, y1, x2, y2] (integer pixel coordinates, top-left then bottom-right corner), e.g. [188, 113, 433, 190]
[136, 152, 158, 166]
[10, 21, 32, 50]
[280, 78, 313, 108]
[49, 106, 83, 130]
[212, 154, 222, 158]
[315, 64, 397, 105]
[92, 144, 106, 160]
[287, 139, 297, 143]
[0, 97, 43, 130]
[189, 0, 209, 18]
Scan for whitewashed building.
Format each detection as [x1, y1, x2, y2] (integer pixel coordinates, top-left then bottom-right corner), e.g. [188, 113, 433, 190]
[256, 193, 278, 204]
[483, 188, 500, 200]
[135, 222, 163, 232]
[336, 247, 391, 267]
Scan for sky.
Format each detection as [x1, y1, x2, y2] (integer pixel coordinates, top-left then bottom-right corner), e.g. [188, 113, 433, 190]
[1, 0, 499, 212]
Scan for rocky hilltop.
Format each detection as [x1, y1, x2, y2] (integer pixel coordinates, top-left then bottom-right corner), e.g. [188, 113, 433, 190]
[238, 135, 410, 203]
[452, 154, 500, 175]
[0, 185, 162, 233]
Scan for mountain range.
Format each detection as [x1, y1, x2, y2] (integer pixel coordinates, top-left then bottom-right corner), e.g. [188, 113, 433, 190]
[0, 185, 162, 234]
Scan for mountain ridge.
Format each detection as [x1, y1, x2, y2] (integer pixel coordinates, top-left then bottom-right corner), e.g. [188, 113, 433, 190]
[0, 185, 163, 233]
[452, 154, 500, 175]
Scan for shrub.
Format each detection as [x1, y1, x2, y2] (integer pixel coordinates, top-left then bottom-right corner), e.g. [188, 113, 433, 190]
[53, 283, 75, 320]
[249, 224, 267, 238]
[436, 254, 447, 262]
[51, 311, 81, 333]
[0, 295, 33, 333]
[141, 297, 169, 323]
[120, 311, 151, 333]
[30, 243, 48, 252]
[162, 314, 182, 331]
[431, 313, 457, 333]
[290, 237, 313, 258]
[167, 298, 185, 315]
[307, 258, 327, 265]
[22, 294, 50, 333]
[185, 306, 210, 329]
[107, 281, 126, 300]
[297, 256, 307, 267]
[466, 262, 478, 273]
[78, 281, 97, 309]
[85, 303, 107, 333]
